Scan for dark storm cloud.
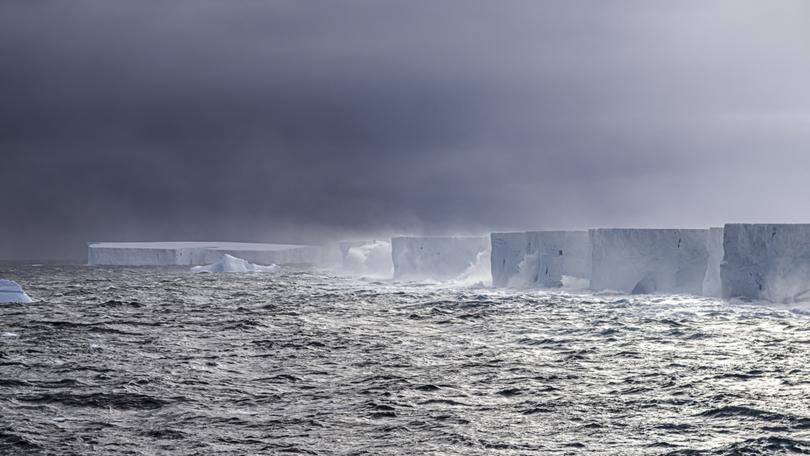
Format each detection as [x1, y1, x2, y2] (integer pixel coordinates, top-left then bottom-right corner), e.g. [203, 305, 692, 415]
[1, 0, 809, 259]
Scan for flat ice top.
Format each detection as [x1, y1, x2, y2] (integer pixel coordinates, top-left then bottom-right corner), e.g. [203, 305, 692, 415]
[392, 236, 486, 240]
[88, 242, 313, 251]
[492, 230, 587, 234]
[590, 228, 707, 232]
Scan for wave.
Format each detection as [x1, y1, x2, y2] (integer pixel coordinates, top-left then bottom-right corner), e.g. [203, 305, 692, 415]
[451, 249, 492, 287]
[342, 240, 393, 278]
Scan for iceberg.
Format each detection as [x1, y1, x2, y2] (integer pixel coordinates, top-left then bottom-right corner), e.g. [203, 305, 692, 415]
[88, 242, 320, 266]
[490, 231, 590, 288]
[191, 254, 279, 273]
[589, 229, 710, 295]
[721, 224, 810, 303]
[701, 227, 724, 297]
[339, 240, 393, 277]
[0, 279, 32, 303]
[391, 236, 490, 281]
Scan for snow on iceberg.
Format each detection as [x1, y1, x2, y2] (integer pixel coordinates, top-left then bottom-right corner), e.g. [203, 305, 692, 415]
[589, 228, 710, 295]
[191, 255, 280, 273]
[721, 224, 810, 303]
[391, 236, 490, 281]
[340, 240, 393, 277]
[0, 279, 33, 303]
[490, 231, 590, 288]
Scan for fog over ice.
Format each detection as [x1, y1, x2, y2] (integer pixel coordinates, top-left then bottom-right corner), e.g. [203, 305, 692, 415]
[1, 1, 809, 260]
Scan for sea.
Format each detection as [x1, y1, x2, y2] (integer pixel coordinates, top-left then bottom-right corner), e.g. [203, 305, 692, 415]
[1, 264, 809, 455]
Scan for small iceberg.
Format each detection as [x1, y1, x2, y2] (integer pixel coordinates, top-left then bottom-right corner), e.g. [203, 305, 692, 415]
[0, 280, 33, 303]
[191, 254, 280, 273]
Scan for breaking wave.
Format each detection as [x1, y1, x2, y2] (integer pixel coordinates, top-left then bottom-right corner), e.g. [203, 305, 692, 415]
[342, 240, 393, 278]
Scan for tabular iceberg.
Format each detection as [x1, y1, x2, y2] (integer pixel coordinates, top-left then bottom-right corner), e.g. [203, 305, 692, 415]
[702, 227, 724, 297]
[589, 229, 710, 295]
[721, 224, 810, 303]
[490, 231, 590, 288]
[191, 254, 279, 273]
[391, 236, 489, 281]
[88, 242, 320, 266]
[0, 280, 32, 303]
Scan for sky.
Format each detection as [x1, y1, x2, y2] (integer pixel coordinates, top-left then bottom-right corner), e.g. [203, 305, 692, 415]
[1, 0, 809, 260]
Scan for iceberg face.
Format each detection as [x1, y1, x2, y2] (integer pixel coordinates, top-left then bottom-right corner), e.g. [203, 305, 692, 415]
[191, 254, 280, 273]
[702, 227, 724, 297]
[0, 279, 32, 303]
[490, 231, 591, 288]
[589, 229, 709, 295]
[340, 240, 394, 277]
[391, 236, 490, 281]
[721, 224, 810, 303]
[490, 232, 530, 287]
[88, 242, 320, 266]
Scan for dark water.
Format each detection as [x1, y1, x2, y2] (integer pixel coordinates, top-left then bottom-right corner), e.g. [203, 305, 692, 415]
[2, 264, 810, 455]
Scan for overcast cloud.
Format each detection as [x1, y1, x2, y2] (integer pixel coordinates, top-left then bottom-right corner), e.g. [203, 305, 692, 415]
[1, 0, 809, 259]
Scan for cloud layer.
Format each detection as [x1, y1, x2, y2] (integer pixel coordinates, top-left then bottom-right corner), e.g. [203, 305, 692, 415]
[2, 1, 809, 259]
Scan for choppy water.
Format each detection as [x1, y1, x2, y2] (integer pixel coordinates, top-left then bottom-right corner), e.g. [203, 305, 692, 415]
[1, 264, 810, 455]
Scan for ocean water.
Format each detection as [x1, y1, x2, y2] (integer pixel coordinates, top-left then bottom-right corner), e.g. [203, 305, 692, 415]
[1, 264, 810, 455]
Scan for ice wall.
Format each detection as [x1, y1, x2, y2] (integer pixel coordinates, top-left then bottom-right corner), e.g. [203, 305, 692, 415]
[490, 231, 590, 288]
[721, 224, 810, 303]
[702, 227, 724, 297]
[589, 229, 709, 295]
[88, 242, 320, 266]
[391, 236, 489, 281]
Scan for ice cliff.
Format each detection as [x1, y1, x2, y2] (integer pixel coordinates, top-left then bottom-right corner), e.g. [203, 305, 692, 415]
[721, 224, 810, 303]
[590, 229, 710, 295]
[88, 242, 320, 266]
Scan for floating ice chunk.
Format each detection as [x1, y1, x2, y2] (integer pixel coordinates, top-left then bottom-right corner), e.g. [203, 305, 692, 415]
[589, 229, 710, 295]
[0, 279, 33, 303]
[391, 236, 490, 281]
[721, 224, 810, 303]
[191, 255, 279, 273]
